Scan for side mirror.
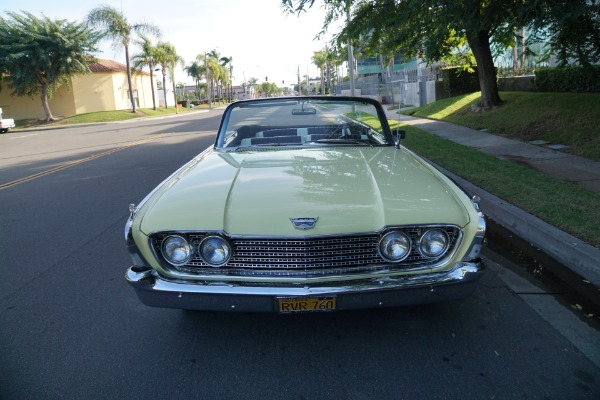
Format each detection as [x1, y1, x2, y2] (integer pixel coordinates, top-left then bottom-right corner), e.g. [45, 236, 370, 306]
[394, 129, 406, 148]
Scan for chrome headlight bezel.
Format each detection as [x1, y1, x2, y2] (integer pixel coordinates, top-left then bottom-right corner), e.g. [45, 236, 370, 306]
[199, 235, 232, 267]
[378, 231, 411, 262]
[161, 235, 192, 266]
[417, 228, 450, 259]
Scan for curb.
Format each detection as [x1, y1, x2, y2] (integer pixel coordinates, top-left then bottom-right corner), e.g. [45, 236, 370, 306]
[435, 162, 600, 301]
[8, 108, 212, 134]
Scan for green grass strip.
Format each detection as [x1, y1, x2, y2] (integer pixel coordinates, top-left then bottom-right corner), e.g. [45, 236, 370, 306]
[397, 122, 600, 248]
[401, 91, 600, 161]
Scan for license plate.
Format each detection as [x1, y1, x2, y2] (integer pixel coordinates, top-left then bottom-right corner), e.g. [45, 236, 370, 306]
[278, 297, 336, 313]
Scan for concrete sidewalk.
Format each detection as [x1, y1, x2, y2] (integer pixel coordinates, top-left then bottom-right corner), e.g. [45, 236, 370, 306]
[385, 109, 600, 301]
[387, 111, 600, 193]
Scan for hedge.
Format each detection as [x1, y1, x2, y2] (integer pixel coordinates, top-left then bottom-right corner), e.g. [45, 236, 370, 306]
[440, 67, 480, 97]
[535, 66, 600, 93]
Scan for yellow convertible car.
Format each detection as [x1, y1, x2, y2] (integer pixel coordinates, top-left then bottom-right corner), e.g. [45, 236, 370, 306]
[125, 96, 485, 312]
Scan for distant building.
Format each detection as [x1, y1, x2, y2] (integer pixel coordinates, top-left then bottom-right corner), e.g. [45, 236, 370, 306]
[0, 58, 160, 120]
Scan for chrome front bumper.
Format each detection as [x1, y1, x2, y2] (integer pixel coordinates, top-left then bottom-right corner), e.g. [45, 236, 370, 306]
[126, 260, 485, 312]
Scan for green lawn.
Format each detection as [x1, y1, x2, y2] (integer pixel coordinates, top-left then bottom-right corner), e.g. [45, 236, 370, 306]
[400, 91, 600, 161]
[388, 120, 600, 248]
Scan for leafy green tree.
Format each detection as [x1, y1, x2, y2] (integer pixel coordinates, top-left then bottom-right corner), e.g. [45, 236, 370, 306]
[87, 5, 160, 113]
[533, 0, 600, 67]
[284, 0, 600, 108]
[0, 11, 100, 121]
[131, 34, 160, 110]
[258, 82, 280, 97]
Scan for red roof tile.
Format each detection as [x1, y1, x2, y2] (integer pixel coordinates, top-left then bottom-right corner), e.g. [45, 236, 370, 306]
[88, 58, 148, 75]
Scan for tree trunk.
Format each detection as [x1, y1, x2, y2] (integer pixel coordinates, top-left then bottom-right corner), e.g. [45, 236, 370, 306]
[149, 63, 157, 111]
[125, 45, 137, 113]
[172, 80, 178, 114]
[513, 29, 518, 72]
[520, 27, 526, 68]
[40, 83, 54, 122]
[162, 71, 167, 108]
[321, 68, 325, 95]
[467, 30, 502, 108]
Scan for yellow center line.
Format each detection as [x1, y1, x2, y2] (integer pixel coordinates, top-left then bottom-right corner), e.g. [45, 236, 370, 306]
[0, 134, 169, 191]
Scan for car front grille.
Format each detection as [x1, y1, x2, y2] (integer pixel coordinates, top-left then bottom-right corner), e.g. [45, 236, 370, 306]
[151, 227, 461, 275]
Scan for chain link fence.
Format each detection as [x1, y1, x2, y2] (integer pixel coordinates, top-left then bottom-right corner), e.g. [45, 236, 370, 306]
[333, 65, 442, 107]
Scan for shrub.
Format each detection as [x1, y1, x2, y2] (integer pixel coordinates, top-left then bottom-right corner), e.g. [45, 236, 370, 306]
[440, 67, 480, 98]
[535, 66, 600, 93]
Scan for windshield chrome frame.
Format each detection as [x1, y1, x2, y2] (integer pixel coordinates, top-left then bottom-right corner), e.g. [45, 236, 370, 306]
[214, 96, 395, 150]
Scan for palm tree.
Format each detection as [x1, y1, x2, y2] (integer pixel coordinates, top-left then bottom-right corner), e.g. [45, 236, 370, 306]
[86, 5, 160, 113]
[155, 41, 184, 112]
[202, 52, 220, 106]
[312, 50, 328, 95]
[131, 34, 160, 110]
[184, 61, 205, 101]
[216, 64, 229, 102]
[218, 65, 231, 102]
[220, 56, 233, 102]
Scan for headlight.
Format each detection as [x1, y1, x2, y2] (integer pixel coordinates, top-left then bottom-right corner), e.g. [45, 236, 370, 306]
[379, 231, 411, 262]
[161, 235, 191, 266]
[418, 229, 449, 258]
[200, 235, 232, 266]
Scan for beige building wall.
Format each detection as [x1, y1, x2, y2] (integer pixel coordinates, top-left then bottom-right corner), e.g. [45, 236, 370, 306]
[134, 72, 157, 109]
[0, 82, 76, 120]
[107, 71, 156, 110]
[72, 72, 116, 114]
[0, 68, 157, 120]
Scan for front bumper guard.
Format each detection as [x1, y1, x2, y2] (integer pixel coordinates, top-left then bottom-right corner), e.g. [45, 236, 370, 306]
[125, 260, 485, 312]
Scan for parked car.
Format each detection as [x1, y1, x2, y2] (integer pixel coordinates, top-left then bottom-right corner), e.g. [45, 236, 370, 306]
[125, 96, 485, 313]
[0, 107, 15, 133]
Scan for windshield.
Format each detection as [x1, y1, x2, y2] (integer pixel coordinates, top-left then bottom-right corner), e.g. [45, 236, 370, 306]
[216, 97, 394, 149]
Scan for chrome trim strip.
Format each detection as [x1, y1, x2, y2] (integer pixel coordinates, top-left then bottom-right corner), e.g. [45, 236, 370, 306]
[146, 223, 462, 241]
[126, 260, 484, 298]
[463, 209, 486, 261]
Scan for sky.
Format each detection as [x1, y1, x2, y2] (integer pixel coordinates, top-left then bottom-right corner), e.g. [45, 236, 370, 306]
[3, 0, 341, 87]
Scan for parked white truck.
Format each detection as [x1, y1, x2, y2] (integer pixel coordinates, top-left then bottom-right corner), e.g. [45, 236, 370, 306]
[0, 107, 15, 133]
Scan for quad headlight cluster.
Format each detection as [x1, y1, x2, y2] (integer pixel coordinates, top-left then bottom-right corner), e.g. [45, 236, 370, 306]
[160, 228, 450, 268]
[161, 234, 231, 267]
[378, 228, 449, 262]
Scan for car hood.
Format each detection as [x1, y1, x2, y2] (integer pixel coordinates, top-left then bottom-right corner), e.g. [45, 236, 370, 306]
[139, 147, 470, 236]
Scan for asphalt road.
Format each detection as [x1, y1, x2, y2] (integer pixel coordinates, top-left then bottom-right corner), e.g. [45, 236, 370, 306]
[1, 111, 599, 399]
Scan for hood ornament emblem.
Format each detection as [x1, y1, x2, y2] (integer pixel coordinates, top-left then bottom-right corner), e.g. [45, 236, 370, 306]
[290, 217, 319, 230]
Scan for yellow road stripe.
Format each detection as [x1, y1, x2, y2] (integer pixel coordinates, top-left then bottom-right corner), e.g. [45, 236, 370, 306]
[0, 134, 169, 191]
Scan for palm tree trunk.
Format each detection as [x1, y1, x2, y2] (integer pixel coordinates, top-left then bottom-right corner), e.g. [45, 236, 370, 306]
[162, 71, 167, 108]
[150, 64, 157, 110]
[125, 45, 137, 113]
[172, 80, 178, 114]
